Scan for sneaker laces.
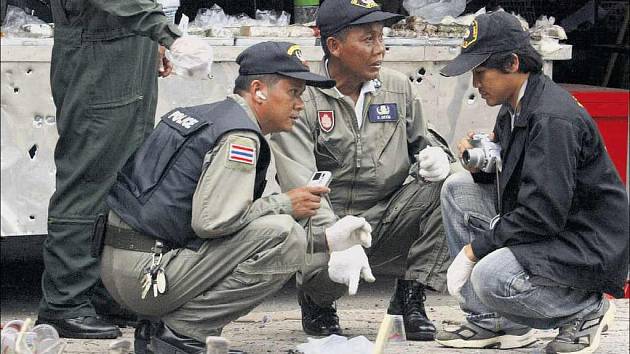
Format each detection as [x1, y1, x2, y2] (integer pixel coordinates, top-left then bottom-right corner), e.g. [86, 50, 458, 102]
[556, 319, 583, 344]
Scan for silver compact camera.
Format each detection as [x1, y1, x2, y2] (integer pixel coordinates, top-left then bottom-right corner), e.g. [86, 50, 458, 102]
[461, 133, 502, 173]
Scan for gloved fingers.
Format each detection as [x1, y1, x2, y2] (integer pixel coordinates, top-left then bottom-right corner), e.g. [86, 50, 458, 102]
[359, 230, 372, 248]
[419, 168, 443, 180]
[361, 264, 375, 283]
[361, 221, 372, 234]
[419, 159, 437, 170]
[347, 271, 360, 296]
[341, 215, 367, 232]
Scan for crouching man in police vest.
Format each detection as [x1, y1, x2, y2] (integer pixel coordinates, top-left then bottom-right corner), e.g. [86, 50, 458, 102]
[98, 42, 339, 354]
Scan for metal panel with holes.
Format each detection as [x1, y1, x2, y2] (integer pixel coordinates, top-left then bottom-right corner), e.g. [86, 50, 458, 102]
[0, 41, 571, 237]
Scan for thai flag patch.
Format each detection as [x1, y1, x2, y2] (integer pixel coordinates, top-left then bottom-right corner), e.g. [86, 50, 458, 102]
[228, 143, 256, 165]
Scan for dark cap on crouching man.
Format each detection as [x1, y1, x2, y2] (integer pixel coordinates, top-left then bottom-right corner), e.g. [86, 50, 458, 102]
[437, 11, 629, 354]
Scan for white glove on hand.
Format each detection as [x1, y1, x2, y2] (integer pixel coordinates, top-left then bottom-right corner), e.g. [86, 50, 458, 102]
[167, 36, 213, 79]
[446, 247, 477, 303]
[328, 245, 376, 295]
[325, 215, 372, 252]
[417, 146, 450, 182]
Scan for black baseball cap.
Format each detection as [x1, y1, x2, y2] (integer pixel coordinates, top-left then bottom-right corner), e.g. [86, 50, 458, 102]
[440, 11, 531, 77]
[236, 41, 336, 88]
[317, 0, 404, 37]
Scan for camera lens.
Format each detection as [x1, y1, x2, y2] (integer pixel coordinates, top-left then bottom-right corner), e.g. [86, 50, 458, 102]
[462, 148, 484, 169]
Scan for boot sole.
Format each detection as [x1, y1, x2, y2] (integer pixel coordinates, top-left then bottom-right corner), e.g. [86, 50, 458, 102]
[549, 301, 617, 354]
[407, 331, 436, 341]
[55, 327, 121, 339]
[435, 329, 537, 349]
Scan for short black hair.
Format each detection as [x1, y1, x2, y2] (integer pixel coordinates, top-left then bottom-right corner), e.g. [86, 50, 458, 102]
[321, 26, 353, 58]
[480, 46, 543, 74]
[233, 74, 282, 94]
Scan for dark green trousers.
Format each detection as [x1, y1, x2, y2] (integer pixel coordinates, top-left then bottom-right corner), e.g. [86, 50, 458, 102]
[39, 25, 159, 319]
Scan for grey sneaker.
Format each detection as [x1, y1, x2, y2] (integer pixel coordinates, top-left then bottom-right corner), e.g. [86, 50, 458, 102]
[545, 299, 616, 354]
[435, 321, 537, 349]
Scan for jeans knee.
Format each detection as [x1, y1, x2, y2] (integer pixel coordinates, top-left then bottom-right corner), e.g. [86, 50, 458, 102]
[470, 256, 500, 305]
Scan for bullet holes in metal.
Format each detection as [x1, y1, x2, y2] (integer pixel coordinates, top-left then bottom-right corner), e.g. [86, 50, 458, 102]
[26, 68, 33, 75]
[33, 115, 44, 128]
[29, 215, 36, 220]
[467, 94, 476, 105]
[411, 67, 427, 83]
[13, 87, 19, 94]
[28, 144, 38, 159]
[45, 115, 56, 125]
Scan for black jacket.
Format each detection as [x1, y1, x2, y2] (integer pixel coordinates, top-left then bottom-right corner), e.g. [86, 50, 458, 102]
[471, 73, 629, 298]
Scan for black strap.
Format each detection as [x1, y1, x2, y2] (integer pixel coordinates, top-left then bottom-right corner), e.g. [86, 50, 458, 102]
[105, 224, 172, 253]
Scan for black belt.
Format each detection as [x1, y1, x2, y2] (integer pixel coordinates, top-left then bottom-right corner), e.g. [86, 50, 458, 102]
[105, 224, 172, 253]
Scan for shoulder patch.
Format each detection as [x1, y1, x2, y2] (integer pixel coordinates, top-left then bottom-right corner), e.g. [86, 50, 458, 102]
[225, 135, 257, 171]
[318, 110, 335, 132]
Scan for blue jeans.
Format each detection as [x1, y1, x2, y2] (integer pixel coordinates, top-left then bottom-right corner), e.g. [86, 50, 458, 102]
[440, 172, 602, 331]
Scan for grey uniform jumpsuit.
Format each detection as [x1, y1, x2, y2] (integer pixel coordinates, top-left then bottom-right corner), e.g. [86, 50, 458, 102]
[270, 64, 452, 305]
[40, 0, 181, 319]
[100, 95, 307, 342]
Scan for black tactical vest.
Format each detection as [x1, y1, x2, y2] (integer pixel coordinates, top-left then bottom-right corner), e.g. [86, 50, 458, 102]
[107, 98, 270, 249]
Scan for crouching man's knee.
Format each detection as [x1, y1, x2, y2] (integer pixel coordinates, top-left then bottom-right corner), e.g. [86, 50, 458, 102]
[252, 214, 307, 269]
[470, 248, 522, 308]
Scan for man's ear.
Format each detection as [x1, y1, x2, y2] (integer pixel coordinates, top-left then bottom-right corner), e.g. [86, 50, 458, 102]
[508, 53, 520, 73]
[250, 80, 267, 103]
[326, 36, 342, 57]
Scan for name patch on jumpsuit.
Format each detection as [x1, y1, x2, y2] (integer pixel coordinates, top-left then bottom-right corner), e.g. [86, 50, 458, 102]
[368, 103, 398, 122]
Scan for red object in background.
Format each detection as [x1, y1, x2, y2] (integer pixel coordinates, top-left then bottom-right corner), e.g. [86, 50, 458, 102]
[560, 84, 629, 184]
[561, 85, 630, 300]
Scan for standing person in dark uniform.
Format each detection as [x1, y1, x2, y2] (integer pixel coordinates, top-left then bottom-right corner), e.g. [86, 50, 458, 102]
[99, 42, 359, 353]
[37, 0, 210, 339]
[437, 11, 629, 354]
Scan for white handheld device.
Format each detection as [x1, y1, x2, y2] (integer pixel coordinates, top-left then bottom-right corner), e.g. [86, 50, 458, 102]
[307, 171, 332, 187]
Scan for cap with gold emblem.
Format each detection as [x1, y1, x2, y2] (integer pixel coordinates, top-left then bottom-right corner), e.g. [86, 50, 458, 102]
[440, 11, 531, 77]
[236, 41, 336, 88]
[316, 0, 404, 37]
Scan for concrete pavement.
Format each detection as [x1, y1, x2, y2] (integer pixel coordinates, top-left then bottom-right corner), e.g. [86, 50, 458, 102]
[1, 265, 628, 354]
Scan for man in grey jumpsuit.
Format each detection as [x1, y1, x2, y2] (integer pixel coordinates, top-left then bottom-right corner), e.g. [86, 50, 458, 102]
[100, 42, 366, 353]
[270, 0, 454, 341]
[37, 0, 192, 339]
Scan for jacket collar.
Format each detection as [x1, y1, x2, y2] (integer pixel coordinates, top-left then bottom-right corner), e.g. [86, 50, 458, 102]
[510, 72, 544, 128]
[227, 94, 262, 131]
[315, 59, 379, 99]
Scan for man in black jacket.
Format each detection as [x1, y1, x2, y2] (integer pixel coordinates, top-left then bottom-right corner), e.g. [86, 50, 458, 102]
[436, 11, 629, 354]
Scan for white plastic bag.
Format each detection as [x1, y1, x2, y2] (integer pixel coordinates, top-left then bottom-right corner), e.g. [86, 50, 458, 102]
[296, 335, 374, 354]
[403, 0, 466, 24]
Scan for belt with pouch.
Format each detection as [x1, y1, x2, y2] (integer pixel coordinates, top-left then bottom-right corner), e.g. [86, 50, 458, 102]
[105, 224, 172, 253]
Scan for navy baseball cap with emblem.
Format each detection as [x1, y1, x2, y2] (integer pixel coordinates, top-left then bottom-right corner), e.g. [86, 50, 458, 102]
[440, 11, 531, 77]
[236, 41, 335, 88]
[317, 0, 404, 37]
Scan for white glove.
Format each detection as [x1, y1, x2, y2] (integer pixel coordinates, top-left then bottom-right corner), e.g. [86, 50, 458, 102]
[325, 216, 372, 252]
[446, 247, 477, 303]
[417, 146, 450, 182]
[167, 36, 213, 79]
[328, 245, 376, 295]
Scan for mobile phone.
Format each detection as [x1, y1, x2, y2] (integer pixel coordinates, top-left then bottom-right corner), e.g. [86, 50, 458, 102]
[307, 171, 332, 187]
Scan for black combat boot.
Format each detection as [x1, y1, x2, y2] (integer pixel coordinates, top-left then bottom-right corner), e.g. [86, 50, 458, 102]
[387, 279, 436, 341]
[298, 289, 343, 336]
